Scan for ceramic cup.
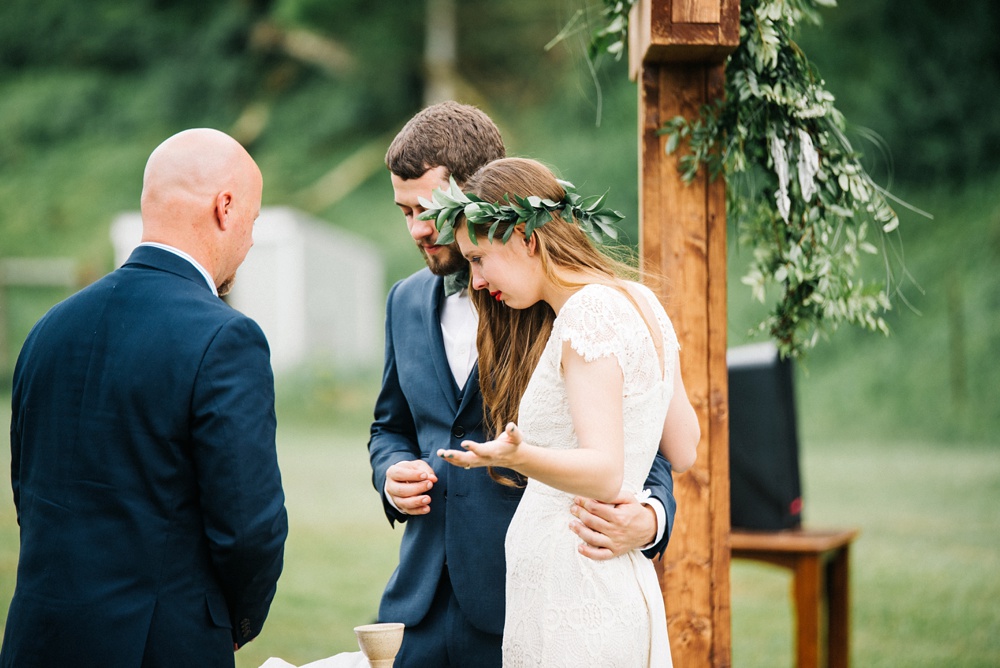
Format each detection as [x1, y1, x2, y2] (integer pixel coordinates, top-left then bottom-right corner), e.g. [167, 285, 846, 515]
[353, 622, 404, 668]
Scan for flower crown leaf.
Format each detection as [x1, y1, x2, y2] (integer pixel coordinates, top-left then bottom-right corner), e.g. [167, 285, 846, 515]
[418, 177, 471, 245]
[418, 175, 624, 246]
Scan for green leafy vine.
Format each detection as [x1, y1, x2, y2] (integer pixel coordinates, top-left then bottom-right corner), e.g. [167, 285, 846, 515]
[588, 1, 635, 60]
[587, 0, 906, 357]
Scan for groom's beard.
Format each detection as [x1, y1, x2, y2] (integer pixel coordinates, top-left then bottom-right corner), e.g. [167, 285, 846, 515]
[419, 241, 467, 276]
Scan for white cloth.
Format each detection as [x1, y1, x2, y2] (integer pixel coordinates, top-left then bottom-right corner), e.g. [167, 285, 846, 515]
[259, 651, 369, 668]
[502, 283, 678, 667]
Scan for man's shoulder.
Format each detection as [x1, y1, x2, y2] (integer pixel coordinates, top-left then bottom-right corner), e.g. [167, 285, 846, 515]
[399, 266, 438, 288]
[390, 267, 438, 299]
[81, 262, 249, 331]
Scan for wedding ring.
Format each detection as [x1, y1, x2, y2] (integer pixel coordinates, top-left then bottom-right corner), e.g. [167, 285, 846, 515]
[464, 465, 471, 470]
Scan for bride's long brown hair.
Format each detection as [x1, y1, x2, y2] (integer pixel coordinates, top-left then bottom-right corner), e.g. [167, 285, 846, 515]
[464, 159, 642, 476]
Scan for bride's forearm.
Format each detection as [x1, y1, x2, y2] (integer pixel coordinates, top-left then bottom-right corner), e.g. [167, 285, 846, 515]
[509, 442, 623, 502]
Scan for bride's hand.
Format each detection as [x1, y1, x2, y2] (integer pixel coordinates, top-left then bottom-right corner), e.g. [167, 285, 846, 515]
[437, 422, 523, 470]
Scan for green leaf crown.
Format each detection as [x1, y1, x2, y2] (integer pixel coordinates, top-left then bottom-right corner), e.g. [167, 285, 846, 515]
[418, 176, 624, 246]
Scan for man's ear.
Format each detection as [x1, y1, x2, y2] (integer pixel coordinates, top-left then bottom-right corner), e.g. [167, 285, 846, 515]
[215, 191, 234, 230]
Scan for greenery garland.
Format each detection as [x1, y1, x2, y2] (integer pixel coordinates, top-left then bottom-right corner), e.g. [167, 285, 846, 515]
[419, 176, 625, 246]
[588, 1, 634, 61]
[587, 0, 905, 357]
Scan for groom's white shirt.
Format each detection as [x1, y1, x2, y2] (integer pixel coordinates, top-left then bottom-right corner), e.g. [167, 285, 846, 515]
[440, 289, 479, 388]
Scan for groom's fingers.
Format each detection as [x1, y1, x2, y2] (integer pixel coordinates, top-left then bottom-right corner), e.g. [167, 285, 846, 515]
[387, 459, 437, 483]
[571, 498, 639, 558]
[388, 487, 432, 515]
[571, 498, 613, 534]
[569, 519, 615, 561]
[386, 460, 437, 514]
[573, 495, 657, 554]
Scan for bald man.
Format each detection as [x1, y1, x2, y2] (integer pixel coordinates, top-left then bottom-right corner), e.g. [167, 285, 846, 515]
[2, 129, 288, 668]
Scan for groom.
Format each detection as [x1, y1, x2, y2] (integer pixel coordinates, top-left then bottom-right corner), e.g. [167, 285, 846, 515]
[369, 101, 677, 667]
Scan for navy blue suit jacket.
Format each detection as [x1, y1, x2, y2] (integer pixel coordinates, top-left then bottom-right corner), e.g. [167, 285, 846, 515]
[2, 246, 288, 668]
[369, 268, 676, 637]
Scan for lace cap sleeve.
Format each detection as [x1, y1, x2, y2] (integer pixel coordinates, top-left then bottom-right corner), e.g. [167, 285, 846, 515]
[554, 285, 634, 365]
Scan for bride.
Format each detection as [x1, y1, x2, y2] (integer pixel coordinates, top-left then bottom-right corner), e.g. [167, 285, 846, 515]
[430, 158, 699, 667]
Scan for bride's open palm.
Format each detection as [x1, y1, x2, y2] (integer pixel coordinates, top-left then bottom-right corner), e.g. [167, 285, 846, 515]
[438, 422, 522, 470]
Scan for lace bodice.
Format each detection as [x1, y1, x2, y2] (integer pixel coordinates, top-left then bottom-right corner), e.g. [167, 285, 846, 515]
[503, 282, 677, 667]
[517, 282, 678, 494]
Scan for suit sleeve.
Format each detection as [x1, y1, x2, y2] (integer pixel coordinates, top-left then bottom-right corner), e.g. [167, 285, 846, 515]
[191, 316, 288, 648]
[9, 401, 21, 525]
[368, 282, 423, 526]
[641, 452, 676, 560]
[9, 348, 28, 525]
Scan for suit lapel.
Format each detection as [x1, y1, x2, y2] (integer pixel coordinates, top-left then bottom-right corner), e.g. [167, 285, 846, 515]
[424, 275, 461, 411]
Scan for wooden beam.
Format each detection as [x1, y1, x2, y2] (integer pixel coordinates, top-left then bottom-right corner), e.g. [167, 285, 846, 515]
[629, 0, 739, 75]
[629, 1, 737, 663]
[639, 60, 732, 667]
[673, 0, 722, 23]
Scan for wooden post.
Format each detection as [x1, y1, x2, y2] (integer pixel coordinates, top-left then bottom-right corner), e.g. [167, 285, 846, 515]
[630, 1, 738, 665]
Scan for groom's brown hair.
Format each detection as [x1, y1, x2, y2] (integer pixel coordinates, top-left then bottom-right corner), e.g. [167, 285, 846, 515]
[385, 101, 505, 185]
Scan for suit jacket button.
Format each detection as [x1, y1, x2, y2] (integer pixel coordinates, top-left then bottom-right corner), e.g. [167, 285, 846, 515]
[452, 426, 465, 439]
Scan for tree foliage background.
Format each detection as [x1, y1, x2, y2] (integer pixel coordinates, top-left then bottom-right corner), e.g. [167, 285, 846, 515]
[0, 0, 998, 441]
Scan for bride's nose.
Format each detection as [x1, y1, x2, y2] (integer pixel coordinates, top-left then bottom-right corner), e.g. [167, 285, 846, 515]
[471, 272, 488, 291]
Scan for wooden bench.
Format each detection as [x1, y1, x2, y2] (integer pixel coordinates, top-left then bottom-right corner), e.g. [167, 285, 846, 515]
[730, 528, 860, 668]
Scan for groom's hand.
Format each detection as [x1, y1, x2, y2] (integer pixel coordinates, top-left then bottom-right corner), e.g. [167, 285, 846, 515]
[385, 460, 438, 515]
[570, 493, 657, 560]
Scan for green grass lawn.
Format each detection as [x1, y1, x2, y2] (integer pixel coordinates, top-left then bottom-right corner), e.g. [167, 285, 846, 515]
[731, 438, 1000, 667]
[231, 423, 402, 667]
[0, 398, 998, 666]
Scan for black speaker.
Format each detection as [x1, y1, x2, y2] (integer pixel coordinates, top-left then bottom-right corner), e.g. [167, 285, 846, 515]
[728, 343, 803, 531]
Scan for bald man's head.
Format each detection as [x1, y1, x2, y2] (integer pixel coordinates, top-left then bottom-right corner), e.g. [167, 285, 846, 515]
[140, 128, 263, 293]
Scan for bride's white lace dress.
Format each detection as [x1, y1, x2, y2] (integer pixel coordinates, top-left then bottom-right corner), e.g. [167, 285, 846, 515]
[502, 283, 677, 668]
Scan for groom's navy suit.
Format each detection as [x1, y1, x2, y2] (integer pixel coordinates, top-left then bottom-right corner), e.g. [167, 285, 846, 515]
[369, 268, 676, 667]
[3, 246, 287, 668]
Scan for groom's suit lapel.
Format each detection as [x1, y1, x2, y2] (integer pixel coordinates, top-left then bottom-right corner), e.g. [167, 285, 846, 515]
[423, 275, 461, 412]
